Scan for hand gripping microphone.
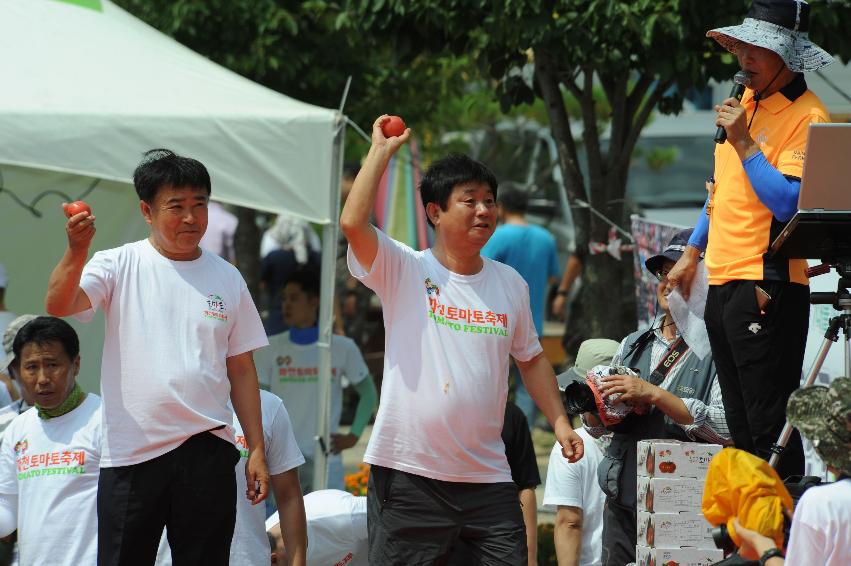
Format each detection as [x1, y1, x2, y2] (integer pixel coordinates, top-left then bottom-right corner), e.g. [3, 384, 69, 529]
[714, 70, 752, 144]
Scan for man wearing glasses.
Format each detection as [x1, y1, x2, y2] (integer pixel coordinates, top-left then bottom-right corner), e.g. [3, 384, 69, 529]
[585, 229, 731, 565]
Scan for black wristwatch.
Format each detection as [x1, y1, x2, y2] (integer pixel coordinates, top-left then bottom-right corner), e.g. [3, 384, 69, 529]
[555, 289, 568, 296]
[758, 548, 784, 565]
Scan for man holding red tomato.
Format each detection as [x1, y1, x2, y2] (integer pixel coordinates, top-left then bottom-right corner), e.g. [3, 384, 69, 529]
[341, 116, 584, 564]
[45, 149, 271, 565]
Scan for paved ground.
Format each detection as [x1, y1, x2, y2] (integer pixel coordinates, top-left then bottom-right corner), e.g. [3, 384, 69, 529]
[339, 424, 559, 523]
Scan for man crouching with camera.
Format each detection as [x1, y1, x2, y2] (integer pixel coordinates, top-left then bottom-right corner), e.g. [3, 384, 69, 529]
[580, 229, 732, 565]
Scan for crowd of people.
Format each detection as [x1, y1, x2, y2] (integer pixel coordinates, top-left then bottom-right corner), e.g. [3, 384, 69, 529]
[0, 2, 849, 566]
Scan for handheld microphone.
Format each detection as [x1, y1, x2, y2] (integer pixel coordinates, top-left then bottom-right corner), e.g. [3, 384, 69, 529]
[714, 71, 752, 144]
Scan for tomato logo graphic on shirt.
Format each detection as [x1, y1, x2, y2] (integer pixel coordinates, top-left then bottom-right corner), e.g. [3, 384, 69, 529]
[203, 294, 229, 322]
[206, 294, 226, 311]
[424, 278, 440, 296]
[14, 440, 27, 455]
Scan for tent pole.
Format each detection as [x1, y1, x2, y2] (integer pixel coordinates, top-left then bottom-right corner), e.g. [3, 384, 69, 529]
[313, 116, 345, 491]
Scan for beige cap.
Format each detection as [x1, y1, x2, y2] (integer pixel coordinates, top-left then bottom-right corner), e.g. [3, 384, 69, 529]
[556, 338, 620, 390]
[1, 314, 39, 373]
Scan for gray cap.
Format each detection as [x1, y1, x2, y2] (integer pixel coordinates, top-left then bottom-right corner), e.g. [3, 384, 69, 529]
[1, 314, 39, 374]
[787, 377, 851, 474]
[556, 338, 621, 390]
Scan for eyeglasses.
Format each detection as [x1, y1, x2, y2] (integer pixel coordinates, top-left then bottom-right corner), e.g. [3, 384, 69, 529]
[654, 269, 671, 282]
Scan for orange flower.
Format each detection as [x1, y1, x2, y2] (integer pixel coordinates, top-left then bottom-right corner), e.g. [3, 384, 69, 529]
[344, 464, 371, 496]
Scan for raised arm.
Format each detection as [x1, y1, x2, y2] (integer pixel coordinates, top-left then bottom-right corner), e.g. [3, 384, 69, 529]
[339, 115, 410, 272]
[45, 208, 96, 316]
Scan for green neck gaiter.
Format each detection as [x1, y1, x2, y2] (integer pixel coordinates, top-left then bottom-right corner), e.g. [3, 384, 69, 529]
[36, 383, 86, 420]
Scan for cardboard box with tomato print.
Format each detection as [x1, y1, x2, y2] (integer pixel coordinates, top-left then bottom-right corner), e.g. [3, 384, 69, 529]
[635, 545, 724, 566]
[637, 511, 715, 548]
[637, 476, 705, 513]
[637, 440, 723, 479]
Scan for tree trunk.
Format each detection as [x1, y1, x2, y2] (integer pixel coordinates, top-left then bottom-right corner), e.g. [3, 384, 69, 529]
[536, 52, 643, 349]
[234, 206, 261, 305]
[580, 192, 637, 344]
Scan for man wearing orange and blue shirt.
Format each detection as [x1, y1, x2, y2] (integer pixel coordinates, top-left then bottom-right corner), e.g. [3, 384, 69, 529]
[667, 0, 833, 478]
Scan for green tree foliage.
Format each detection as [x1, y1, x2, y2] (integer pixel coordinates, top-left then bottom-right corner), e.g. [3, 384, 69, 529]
[114, 0, 495, 160]
[348, 0, 851, 341]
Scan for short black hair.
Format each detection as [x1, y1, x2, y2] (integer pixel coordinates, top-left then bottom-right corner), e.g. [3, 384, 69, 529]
[419, 154, 498, 228]
[283, 266, 321, 299]
[13, 316, 80, 362]
[132, 149, 211, 203]
[498, 186, 528, 213]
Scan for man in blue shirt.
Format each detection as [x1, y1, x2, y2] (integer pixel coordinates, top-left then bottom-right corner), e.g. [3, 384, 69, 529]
[482, 187, 560, 425]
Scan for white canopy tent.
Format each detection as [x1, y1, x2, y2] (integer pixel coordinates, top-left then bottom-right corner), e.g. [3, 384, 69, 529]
[0, 0, 343, 488]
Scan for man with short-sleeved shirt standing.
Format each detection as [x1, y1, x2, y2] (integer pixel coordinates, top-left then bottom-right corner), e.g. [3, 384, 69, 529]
[667, 0, 834, 478]
[0, 317, 101, 566]
[340, 116, 584, 565]
[45, 149, 270, 565]
[254, 267, 377, 493]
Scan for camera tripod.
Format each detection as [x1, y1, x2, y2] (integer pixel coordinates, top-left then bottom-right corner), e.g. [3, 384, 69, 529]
[768, 263, 851, 468]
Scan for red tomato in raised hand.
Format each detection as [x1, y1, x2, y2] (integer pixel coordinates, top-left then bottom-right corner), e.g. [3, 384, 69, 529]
[381, 116, 406, 138]
[63, 200, 92, 218]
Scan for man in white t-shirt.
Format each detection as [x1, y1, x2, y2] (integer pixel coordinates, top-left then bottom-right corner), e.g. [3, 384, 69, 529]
[157, 389, 307, 566]
[0, 316, 102, 566]
[254, 267, 377, 492]
[340, 116, 584, 564]
[44, 149, 270, 565]
[545, 339, 617, 566]
[267, 489, 368, 566]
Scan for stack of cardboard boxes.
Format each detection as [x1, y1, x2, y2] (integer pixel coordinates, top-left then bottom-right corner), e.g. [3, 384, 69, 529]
[635, 439, 725, 566]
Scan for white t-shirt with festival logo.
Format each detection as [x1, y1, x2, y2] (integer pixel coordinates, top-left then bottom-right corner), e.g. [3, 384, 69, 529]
[254, 332, 369, 459]
[76, 240, 268, 467]
[348, 229, 541, 483]
[0, 394, 101, 566]
[156, 389, 304, 566]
